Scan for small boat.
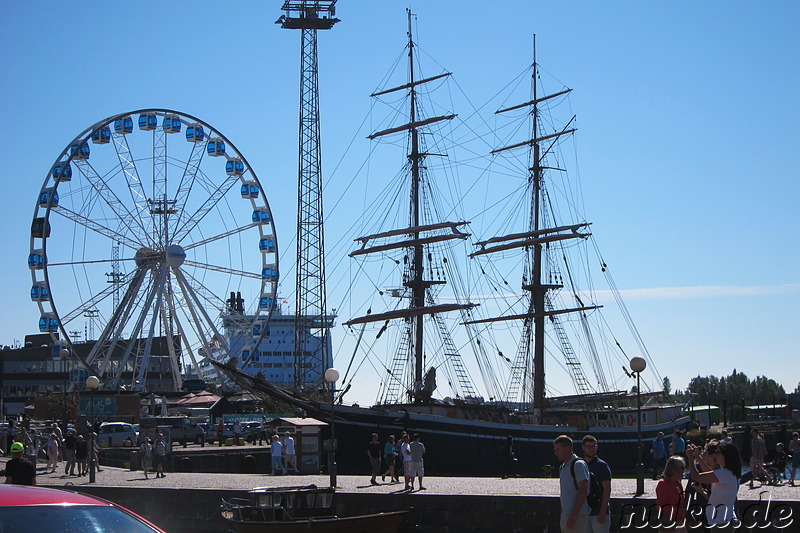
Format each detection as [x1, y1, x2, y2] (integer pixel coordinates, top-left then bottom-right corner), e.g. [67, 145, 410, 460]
[220, 484, 408, 533]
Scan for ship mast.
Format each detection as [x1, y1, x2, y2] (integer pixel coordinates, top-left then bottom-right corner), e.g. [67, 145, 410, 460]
[467, 37, 596, 420]
[344, 9, 474, 403]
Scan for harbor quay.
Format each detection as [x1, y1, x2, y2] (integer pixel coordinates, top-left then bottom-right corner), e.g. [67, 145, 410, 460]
[9, 457, 798, 532]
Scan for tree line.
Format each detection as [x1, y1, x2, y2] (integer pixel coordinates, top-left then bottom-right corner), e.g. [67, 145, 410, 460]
[664, 370, 794, 406]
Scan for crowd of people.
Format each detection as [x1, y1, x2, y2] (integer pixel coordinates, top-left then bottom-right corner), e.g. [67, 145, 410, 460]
[2, 417, 104, 485]
[364, 431, 426, 491]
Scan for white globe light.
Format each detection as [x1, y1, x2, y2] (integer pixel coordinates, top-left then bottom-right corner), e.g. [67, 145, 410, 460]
[324, 368, 340, 383]
[86, 375, 100, 390]
[60, 348, 70, 359]
[630, 356, 647, 374]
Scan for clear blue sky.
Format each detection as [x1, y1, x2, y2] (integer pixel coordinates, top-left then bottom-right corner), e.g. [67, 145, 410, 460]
[1, 1, 798, 402]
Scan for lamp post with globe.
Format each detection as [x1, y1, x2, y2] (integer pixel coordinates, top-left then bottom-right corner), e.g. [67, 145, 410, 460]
[630, 356, 647, 496]
[324, 368, 339, 489]
[85, 375, 99, 483]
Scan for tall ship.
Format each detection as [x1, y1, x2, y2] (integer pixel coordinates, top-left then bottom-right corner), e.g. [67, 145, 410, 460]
[219, 10, 690, 476]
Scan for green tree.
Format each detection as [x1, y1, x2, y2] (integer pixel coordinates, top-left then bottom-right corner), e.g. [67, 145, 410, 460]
[662, 376, 672, 396]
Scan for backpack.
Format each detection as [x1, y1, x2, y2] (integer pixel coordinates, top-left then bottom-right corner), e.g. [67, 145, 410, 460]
[570, 459, 603, 513]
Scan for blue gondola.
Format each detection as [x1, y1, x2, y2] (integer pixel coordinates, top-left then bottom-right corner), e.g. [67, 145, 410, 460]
[259, 237, 276, 253]
[259, 296, 277, 311]
[207, 138, 226, 156]
[226, 158, 245, 176]
[252, 208, 271, 224]
[31, 282, 50, 302]
[38, 188, 59, 208]
[186, 124, 205, 142]
[138, 113, 158, 130]
[69, 143, 90, 160]
[240, 181, 259, 199]
[38, 313, 59, 332]
[252, 324, 261, 336]
[28, 250, 46, 269]
[162, 115, 182, 133]
[91, 126, 111, 144]
[52, 163, 72, 182]
[261, 266, 278, 281]
[113, 116, 134, 134]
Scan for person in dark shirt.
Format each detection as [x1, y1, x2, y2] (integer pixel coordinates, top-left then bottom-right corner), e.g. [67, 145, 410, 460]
[4, 442, 36, 485]
[367, 433, 383, 485]
[63, 429, 77, 475]
[75, 435, 89, 476]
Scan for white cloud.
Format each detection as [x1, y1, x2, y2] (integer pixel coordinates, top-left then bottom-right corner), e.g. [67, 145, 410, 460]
[610, 284, 800, 300]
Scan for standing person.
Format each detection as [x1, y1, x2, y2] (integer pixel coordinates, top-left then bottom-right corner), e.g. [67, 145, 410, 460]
[749, 428, 766, 488]
[4, 442, 36, 485]
[383, 435, 397, 483]
[5, 420, 15, 456]
[75, 435, 89, 476]
[140, 437, 153, 479]
[684, 440, 717, 529]
[789, 432, 799, 486]
[367, 433, 383, 485]
[501, 435, 518, 479]
[670, 430, 686, 457]
[400, 432, 413, 490]
[153, 433, 167, 478]
[582, 435, 611, 532]
[258, 416, 268, 446]
[283, 431, 297, 474]
[233, 420, 242, 446]
[270, 434, 285, 475]
[90, 432, 102, 472]
[45, 433, 60, 473]
[656, 456, 687, 532]
[394, 432, 405, 482]
[217, 418, 224, 447]
[408, 433, 426, 490]
[63, 429, 77, 475]
[687, 441, 742, 528]
[650, 432, 667, 480]
[773, 442, 788, 481]
[553, 435, 590, 533]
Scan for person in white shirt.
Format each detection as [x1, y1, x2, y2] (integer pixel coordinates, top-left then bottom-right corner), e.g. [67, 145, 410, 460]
[270, 434, 285, 475]
[554, 434, 590, 533]
[283, 431, 297, 473]
[687, 441, 742, 527]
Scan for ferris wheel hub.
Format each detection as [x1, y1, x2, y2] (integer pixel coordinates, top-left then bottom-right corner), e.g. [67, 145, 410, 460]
[166, 244, 186, 268]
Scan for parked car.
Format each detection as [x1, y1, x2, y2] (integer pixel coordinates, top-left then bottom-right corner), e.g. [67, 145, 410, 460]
[0, 484, 166, 532]
[139, 416, 205, 444]
[97, 422, 137, 447]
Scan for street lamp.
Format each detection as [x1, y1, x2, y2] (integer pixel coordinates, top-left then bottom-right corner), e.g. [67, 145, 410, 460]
[630, 356, 647, 497]
[60, 348, 70, 432]
[324, 367, 339, 489]
[85, 375, 99, 483]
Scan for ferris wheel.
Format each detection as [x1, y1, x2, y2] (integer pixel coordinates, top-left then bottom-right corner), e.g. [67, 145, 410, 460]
[29, 109, 279, 391]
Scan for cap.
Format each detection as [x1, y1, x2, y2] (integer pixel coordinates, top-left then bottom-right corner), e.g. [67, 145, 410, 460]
[10, 442, 24, 453]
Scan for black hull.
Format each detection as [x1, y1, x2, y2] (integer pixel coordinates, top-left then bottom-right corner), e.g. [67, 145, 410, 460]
[324, 404, 690, 477]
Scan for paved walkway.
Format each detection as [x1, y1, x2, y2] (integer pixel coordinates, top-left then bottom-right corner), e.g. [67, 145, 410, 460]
[5, 459, 797, 501]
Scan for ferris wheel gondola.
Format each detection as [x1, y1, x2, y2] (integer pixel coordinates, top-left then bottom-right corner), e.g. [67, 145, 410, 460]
[29, 109, 279, 391]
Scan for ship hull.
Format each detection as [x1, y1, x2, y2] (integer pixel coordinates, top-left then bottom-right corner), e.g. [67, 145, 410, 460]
[323, 403, 690, 477]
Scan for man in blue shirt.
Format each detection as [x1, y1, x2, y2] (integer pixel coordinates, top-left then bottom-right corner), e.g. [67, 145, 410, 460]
[582, 435, 611, 533]
[650, 432, 666, 480]
[554, 434, 589, 533]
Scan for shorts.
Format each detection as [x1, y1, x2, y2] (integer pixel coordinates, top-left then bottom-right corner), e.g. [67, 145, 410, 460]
[408, 461, 424, 477]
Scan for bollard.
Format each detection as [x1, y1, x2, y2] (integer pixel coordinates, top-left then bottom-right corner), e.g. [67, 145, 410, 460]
[130, 450, 139, 471]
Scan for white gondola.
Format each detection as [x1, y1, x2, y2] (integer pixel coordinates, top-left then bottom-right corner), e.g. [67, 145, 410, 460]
[186, 123, 205, 142]
[259, 237, 276, 253]
[91, 126, 111, 144]
[28, 249, 46, 269]
[52, 163, 72, 182]
[138, 113, 158, 130]
[162, 114, 182, 133]
[31, 282, 50, 302]
[226, 158, 245, 176]
[69, 143, 90, 160]
[38, 188, 59, 208]
[113, 116, 134, 134]
[252, 208, 271, 224]
[240, 181, 259, 199]
[39, 313, 59, 332]
[261, 265, 278, 281]
[207, 137, 226, 156]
